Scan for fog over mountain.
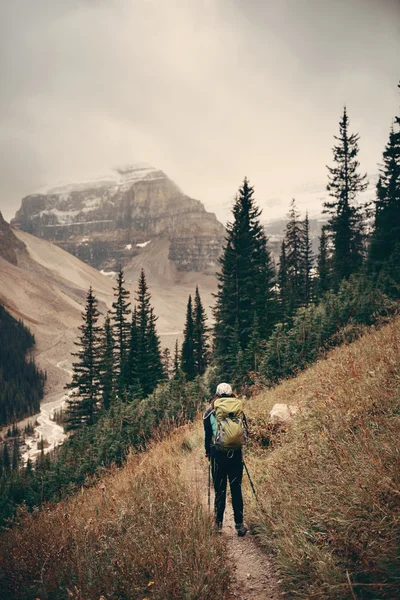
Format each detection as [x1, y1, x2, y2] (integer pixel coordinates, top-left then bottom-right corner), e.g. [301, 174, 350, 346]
[0, 0, 399, 225]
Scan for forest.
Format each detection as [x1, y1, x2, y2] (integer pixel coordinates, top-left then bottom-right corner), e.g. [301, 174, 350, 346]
[0, 304, 45, 427]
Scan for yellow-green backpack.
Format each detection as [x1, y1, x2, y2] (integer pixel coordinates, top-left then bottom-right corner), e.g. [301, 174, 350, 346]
[214, 397, 245, 451]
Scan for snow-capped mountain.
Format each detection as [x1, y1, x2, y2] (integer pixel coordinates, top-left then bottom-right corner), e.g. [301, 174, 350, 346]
[12, 164, 226, 276]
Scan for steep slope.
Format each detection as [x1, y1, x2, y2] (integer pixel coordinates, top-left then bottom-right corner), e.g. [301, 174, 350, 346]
[11, 164, 226, 274]
[245, 317, 400, 599]
[0, 218, 217, 414]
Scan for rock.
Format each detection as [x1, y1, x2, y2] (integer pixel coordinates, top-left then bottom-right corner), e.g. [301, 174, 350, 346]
[0, 212, 27, 265]
[269, 403, 299, 424]
[11, 165, 226, 274]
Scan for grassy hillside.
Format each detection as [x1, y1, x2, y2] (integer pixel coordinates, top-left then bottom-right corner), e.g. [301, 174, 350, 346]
[244, 317, 400, 599]
[0, 318, 398, 599]
[0, 427, 229, 600]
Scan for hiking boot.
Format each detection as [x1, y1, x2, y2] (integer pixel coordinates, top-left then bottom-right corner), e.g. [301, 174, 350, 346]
[235, 523, 248, 537]
[215, 521, 223, 534]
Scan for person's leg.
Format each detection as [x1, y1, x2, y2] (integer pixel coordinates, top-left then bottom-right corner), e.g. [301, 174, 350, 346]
[212, 452, 228, 526]
[227, 449, 244, 527]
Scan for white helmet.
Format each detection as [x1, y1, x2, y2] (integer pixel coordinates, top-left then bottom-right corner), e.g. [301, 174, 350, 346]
[216, 382, 232, 397]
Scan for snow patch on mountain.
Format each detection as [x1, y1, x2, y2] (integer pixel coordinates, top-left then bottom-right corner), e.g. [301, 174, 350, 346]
[35, 163, 162, 196]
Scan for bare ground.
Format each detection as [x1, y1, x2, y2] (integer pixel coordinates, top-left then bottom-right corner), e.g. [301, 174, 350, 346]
[183, 433, 283, 600]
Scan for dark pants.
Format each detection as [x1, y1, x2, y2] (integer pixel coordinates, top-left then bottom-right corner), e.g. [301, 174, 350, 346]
[211, 448, 244, 526]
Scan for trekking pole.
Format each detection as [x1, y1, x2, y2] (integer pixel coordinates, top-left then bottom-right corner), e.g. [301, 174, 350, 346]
[243, 459, 258, 502]
[243, 459, 275, 525]
[208, 460, 211, 508]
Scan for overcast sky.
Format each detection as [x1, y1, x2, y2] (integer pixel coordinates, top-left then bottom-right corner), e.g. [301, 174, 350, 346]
[0, 0, 399, 224]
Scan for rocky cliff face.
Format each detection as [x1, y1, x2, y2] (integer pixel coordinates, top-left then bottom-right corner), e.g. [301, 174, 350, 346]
[0, 212, 27, 265]
[12, 165, 225, 274]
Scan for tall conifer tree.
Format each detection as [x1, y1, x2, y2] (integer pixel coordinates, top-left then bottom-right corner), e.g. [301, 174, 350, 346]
[324, 107, 367, 287]
[282, 199, 304, 316]
[193, 286, 209, 376]
[111, 267, 131, 394]
[369, 84, 400, 294]
[278, 240, 289, 319]
[213, 178, 277, 378]
[125, 307, 142, 398]
[66, 287, 102, 430]
[181, 295, 196, 380]
[135, 270, 163, 396]
[316, 227, 330, 299]
[99, 312, 114, 410]
[301, 212, 314, 306]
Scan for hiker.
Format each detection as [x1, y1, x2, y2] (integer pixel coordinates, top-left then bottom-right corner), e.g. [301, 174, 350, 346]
[203, 382, 248, 536]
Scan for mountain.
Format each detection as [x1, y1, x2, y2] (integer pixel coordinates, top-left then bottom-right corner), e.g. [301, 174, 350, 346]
[11, 164, 226, 276]
[0, 216, 217, 412]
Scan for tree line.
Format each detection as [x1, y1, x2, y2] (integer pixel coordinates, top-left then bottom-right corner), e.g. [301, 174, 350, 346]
[66, 268, 209, 431]
[213, 84, 400, 386]
[0, 304, 45, 426]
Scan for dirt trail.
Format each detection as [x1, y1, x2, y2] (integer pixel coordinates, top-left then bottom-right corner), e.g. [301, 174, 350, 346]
[184, 438, 283, 600]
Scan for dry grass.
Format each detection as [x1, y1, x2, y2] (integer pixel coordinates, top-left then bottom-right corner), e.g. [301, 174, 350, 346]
[244, 318, 400, 599]
[0, 425, 229, 600]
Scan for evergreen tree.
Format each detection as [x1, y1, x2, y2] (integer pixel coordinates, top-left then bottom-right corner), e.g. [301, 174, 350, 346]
[213, 178, 277, 378]
[278, 240, 289, 319]
[135, 270, 163, 396]
[2, 443, 10, 474]
[161, 347, 172, 379]
[111, 267, 131, 394]
[98, 313, 114, 410]
[193, 286, 209, 376]
[316, 227, 330, 299]
[245, 312, 262, 373]
[369, 85, 400, 294]
[181, 295, 196, 380]
[66, 287, 102, 430]
[172, 339, 181, 379]
[146, 307, 164, 393]
[283, 199, 304, 316]
[12, 438, 19, 471]
[301, 212, 314, 306]
[324, 107, 368, 287]
[125, 307, 142, 398]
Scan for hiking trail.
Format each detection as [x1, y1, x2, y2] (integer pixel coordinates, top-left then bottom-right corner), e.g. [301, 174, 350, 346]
[183, 430, 283, 600]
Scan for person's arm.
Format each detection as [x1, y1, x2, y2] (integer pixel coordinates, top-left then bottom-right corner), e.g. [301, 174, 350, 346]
[203, 407, 213, 458]
[243, 412, 249, 443]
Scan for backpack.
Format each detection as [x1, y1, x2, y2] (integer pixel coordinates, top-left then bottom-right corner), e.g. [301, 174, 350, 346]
[213, 397, 245, 451]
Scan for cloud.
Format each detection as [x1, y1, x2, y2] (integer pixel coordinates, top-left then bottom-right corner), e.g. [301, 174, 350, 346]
[0, 0, 399, 223]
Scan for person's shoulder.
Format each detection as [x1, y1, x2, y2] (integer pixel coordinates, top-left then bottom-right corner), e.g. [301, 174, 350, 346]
[203, 406, 214, 420]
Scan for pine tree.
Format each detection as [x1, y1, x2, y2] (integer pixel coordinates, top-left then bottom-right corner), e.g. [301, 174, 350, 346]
[283, 199, 304, 315]
[324, 107, 368, 287]
[2, 443, 10, 474]
[278, 240, 289, 319]
[66, 287, 102, 430]
[245, 312, 262, 373]
[301, 212, 314, 306]
[316, 227, 330, 299]
[181, 295, 196, 380]
[135, 270, 163, 396]
[173, 339, 181, 379]
[146, 307, 164, 393]
[125, 308, 142, 398]
[111, 267, 131, 395]
[12, 438, 19, 471]
[193, 286, 209, 376]
[213, 178, 277, 379]
[369, 85, 400, 294]
[161, 347, 172, 379]
[98, 313, 114, 410]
